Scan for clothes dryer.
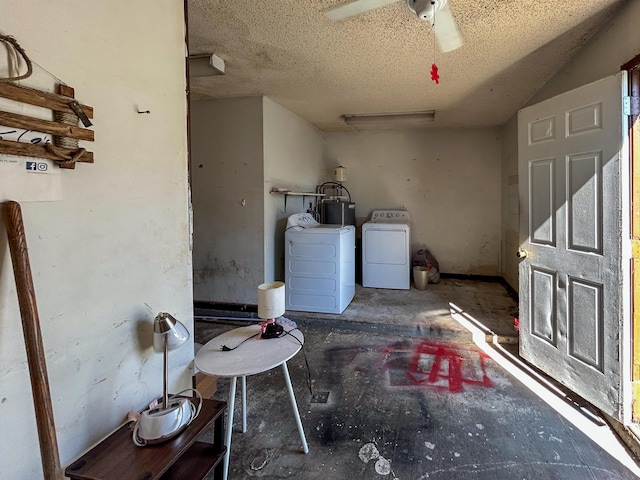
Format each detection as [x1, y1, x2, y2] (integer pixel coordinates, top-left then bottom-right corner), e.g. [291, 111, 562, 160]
[285, 213, 355, 314]
[362, 210, 410, 289]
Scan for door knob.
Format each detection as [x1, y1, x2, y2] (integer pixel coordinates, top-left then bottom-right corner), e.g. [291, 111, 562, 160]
[516, 249, 529, 259]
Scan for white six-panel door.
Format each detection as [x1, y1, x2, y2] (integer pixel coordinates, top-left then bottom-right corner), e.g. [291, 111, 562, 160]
[518, 73, 627, 418]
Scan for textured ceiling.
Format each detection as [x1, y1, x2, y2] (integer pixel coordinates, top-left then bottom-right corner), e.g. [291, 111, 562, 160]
[187, 0, 624, 131]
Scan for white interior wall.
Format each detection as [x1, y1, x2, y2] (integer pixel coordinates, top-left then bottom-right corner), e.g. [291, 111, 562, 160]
[500, 0, 640, 292]
[190, 97, 265, 304]
[324, 129, 502, 275]
[527, 0, 640, 106]
[0, 2, 191, 478]
[263, 97, 325, 283]
[501, 116, 520, 290]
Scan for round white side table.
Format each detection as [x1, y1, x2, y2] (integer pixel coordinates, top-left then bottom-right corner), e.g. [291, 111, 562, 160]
[195, 324, 309, 480]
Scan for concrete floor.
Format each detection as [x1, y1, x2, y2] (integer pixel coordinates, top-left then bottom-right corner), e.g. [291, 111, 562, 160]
[196, 279, 640, 479]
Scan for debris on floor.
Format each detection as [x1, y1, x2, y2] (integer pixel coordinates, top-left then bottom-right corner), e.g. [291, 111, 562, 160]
[195, 280, 640, 479]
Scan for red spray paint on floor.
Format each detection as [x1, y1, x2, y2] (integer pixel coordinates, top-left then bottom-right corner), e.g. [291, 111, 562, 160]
[382, 340, 493, 393]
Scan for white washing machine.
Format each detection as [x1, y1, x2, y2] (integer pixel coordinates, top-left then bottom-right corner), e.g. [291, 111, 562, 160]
[362, 210, 410, 289]
[285, 213, 355, 314]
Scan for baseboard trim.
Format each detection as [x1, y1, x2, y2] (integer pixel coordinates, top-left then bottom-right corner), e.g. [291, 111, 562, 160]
[439, 273, 519, 302]
[194, 275, 519, 312]
[194, 300, 258, 313]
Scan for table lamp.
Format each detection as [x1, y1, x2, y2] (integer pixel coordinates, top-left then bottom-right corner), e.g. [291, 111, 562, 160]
[134, 312, 194, 445]
[153, 312, 190, 409]
[258, 282, 285, 338]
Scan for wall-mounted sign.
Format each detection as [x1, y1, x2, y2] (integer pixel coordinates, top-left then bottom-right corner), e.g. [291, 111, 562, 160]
[0, 82, 94, 202]
[0, 155, 61, 202]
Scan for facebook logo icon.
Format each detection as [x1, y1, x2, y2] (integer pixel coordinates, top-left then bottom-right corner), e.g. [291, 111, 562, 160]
[26, 162, 48, 172]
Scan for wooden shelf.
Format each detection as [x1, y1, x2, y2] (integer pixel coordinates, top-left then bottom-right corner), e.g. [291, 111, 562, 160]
[65, 398, 226, 480]
[270, 189, 325, 210]
[270, 190, 325, 197]
[162, 441, 226, 480]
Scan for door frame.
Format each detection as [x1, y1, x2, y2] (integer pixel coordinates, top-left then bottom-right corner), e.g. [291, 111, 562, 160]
[622, 54, 640, 425]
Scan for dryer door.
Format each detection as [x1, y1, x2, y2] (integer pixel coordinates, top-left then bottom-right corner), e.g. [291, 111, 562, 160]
[364, 228, 408, 265]
[362, 226, 410, 289]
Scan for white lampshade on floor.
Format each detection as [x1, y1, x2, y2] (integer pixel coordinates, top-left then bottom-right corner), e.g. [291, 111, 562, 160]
[258, 282, 285, 319]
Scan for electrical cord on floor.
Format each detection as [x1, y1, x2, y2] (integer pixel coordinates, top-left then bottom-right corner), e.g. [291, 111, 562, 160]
[284, 328, 313, 397]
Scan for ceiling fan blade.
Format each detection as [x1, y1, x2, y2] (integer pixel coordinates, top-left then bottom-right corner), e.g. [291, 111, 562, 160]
[433, 2, 463, 52]
[324, 0, 400, 21]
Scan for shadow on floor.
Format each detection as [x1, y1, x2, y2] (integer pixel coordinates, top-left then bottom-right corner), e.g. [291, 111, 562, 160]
[195, 279, 639, 479]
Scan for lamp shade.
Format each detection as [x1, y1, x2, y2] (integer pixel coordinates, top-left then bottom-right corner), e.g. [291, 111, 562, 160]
[153, 312, 189, 353]
[258, 282, 285, 319]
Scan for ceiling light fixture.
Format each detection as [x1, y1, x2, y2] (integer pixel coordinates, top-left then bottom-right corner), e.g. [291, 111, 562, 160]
[188, 53, 225, 77]
[343, 110, 436, 126]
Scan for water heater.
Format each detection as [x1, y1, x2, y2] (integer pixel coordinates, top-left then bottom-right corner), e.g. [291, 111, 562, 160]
[320, 200, 356, 226]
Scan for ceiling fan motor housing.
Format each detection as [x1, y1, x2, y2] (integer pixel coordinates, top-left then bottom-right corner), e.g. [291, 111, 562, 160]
[406, 0, 447, 21]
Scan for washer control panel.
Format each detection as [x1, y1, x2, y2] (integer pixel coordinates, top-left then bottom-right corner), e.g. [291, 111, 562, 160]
[369, 210, 410, 223]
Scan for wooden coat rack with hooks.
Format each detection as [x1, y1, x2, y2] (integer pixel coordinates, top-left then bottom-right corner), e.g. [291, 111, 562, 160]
[0, 82, 95, 169]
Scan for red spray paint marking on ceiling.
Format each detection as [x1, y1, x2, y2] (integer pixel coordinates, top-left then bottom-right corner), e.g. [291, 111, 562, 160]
[430, 63, 440, 84]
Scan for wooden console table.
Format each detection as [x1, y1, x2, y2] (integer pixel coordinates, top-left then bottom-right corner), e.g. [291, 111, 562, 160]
[65, 398, 226, 480]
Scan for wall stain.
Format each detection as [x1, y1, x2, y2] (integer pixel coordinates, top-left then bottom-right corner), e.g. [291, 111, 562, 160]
[194, 255, 248, 282]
